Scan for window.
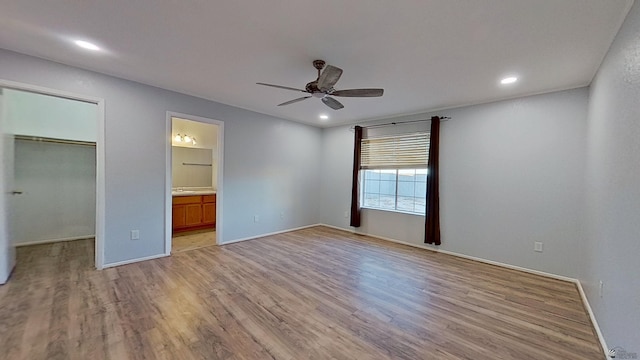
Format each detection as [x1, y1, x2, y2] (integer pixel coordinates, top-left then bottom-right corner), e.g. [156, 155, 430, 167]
[362, 168, 427, 214]
[360, 132, 429, 215]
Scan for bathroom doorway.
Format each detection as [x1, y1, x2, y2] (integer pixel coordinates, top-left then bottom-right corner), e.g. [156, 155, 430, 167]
[165, 113, 223, 254]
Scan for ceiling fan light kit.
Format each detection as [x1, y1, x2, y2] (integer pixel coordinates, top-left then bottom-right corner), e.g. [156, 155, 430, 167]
[257, 59, 384, 111]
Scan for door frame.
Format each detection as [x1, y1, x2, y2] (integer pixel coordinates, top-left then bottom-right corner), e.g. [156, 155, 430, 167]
[0, 79, 106, 270]
[165, 111, 224, 254]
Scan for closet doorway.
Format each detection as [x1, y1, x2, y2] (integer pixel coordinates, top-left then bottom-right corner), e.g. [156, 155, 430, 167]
[0, 82, 104, 283]
[165, 112, 223, 254]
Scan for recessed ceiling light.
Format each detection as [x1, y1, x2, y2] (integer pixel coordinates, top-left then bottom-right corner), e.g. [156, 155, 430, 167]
[500, 76, 518, 85]
[74, 40, 101, 51]
[319, 114, 329, 120]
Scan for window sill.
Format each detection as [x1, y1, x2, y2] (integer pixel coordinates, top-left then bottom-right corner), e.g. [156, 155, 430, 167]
[361, 206, 425, 217]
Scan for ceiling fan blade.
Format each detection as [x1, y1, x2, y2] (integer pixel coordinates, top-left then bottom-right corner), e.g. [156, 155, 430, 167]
[277, 96, 312, 106]
[256, 82, 308, 93]
[322, 96, 344, 110]
[331, 88, 384, 97]
[317, 65, 343, 91]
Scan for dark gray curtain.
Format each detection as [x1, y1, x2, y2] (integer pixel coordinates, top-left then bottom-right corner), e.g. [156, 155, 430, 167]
[350, 126, 363, 227]
[425, 116, 441, 245]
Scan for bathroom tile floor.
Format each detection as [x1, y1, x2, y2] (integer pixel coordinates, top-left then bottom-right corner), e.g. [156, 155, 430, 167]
[172, 229, 216, 253]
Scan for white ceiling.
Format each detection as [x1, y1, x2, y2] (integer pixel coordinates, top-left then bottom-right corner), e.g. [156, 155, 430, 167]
[0, 1, 633, 127]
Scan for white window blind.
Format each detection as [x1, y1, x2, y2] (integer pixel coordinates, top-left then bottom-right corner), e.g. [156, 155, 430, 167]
[360, 132, 429, 169]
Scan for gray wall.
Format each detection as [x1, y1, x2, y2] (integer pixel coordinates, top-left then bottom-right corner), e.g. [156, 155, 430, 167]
[3, 16, 639, 348]
[584, 0, 640, 351]
[321, 88, 589, 279]
[0, 49, 321, 265]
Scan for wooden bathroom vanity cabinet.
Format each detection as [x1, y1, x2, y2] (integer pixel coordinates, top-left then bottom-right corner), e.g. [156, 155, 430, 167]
[172, 194, 216, 232]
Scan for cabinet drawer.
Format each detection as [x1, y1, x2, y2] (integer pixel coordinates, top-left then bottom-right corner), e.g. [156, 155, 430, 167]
[203, 194, 216, 203]
[173, 195, 201, 205]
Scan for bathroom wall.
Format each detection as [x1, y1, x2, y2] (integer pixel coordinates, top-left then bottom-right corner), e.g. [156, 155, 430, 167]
[172, 146, 213, 188]
[172, 118, 218, 189]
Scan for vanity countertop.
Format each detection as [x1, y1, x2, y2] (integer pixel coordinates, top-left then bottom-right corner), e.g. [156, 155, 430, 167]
[172, 188, 216, 197]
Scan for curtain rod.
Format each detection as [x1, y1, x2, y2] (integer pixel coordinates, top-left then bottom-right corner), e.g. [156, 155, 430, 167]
[349, 116, 450, 131]
[15, 135, 96, 147]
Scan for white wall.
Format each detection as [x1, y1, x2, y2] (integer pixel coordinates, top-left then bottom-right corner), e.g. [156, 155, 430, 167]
[172, 147, 213, 188]
[5, 89, 97, 246]
[13, 139, 96, 245]
[0, 89, 17, 283]
[321, 88, 589, 279]
[5, 89, 97, 142]
[0, 49, 321, 265]
[584, 0, 640, 351]
[172, 117, 218, 149]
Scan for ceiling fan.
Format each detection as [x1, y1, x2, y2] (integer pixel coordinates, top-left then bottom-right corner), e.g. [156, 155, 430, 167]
[257, 60, 384, 110]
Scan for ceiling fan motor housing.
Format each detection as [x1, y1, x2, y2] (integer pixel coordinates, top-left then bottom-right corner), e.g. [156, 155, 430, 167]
[312, 60, 326, 70]
[305, 81, 332, 95]
[257, 59, 383, 110]
[305, 81, 319, 93]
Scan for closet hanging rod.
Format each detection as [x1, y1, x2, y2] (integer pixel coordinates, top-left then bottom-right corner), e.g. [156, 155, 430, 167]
[14, 135, 96, 147]
[182, 162, 212, 167]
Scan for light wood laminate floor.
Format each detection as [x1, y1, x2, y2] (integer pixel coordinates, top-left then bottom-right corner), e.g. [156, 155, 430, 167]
[0, 226, 603, 359]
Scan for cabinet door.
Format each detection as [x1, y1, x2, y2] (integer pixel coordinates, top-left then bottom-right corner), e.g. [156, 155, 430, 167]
[202, 202, 216, 225]
[172, 205, 187, 229]
[185, 204, 202, 226]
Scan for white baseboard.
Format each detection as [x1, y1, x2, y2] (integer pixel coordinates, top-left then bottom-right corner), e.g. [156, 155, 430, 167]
[435, 248, 577, 283]
[105, 224, 320, 268]
[319, 223, 575, 282]
[317, 223, 609, 357]
[98, 222, 609, 358]
[220, 224, 321, 245]
[102, 253, 168, 269]
[576, 281, 609, 359]
[15, 235, 95, 247]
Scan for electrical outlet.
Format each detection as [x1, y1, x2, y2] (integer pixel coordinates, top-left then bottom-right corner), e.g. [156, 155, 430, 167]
[599, 281, 604, 298]
[254, 215, 260, 223]
[344, 210, 349, 218]
[534, 242, 543, 252]
[130, 230, 140, 240]
[280, 211, 284, 219]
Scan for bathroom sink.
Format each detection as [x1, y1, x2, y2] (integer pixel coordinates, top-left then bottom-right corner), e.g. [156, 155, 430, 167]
[172, 189, 216, 196]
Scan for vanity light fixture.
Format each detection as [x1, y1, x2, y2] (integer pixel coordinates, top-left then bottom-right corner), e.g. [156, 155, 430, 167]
[174, 133, 197, 145]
